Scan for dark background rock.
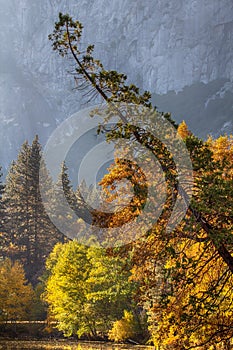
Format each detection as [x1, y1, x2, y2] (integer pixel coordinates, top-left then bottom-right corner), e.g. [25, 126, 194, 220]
[0, 0, 232, 172]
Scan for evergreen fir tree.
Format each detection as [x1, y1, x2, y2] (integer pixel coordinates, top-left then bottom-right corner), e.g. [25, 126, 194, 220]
[2, 136, 66, 284]
[52, 162, 79, 240]
[3, 142, 32, 265]
[0, 166, 5, 232]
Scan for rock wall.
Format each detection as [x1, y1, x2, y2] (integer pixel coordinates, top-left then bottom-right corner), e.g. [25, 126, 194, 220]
[0, 0, 233, 168]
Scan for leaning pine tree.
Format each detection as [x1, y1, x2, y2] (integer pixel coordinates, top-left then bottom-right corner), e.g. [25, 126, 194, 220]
[48, 13, 233, 348]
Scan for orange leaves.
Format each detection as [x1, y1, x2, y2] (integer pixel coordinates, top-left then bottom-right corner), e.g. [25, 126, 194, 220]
[177, 121, 192, 139]
[207, 135, 233, 179]
[0, 259, 34, 321]
[207, 135, 233, 161]
[94, 158, 148, 230]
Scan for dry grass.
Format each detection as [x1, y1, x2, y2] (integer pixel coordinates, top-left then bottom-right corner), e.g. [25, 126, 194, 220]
[0, 340, 153, 350]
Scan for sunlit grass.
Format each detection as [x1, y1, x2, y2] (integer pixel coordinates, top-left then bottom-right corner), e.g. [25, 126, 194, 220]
[0, 340, 153, 350]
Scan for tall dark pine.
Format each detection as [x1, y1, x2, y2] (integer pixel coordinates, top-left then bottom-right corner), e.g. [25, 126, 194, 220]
[0, 162, 15, 257]
[0, 166, 6, 246]
[3, 143, 32, 265]
[2, 136, 65, 284]
[0, 166, 5, 228]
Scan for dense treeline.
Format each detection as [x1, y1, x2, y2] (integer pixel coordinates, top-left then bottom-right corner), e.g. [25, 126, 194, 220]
[0, 130, 232, 348]
[0, 136, 100, 325]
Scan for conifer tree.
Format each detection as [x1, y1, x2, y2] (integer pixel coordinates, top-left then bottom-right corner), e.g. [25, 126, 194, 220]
[0, 166, 5, 231]
[51, 162, 78, 240]
[2, 142, 32, 265]
[2, 136, 65, 284]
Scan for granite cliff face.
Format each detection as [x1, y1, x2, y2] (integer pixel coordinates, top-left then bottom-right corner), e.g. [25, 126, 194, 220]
[0, 0, 233, 169]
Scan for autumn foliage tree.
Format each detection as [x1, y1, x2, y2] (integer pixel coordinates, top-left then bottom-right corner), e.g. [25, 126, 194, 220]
[48, 13, 233, 348]
[43, 241, 139, 339]
[129, 128, 233, 349]
[0, 259, 34, 322]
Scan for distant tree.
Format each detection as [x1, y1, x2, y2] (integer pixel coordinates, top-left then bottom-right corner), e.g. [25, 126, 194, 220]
[0, 259, 34, 322]
[30, 282, 47, 321]
[51, 162, 78, 240]
[53, 163, 99, 241]
[177, 120, 192, 139]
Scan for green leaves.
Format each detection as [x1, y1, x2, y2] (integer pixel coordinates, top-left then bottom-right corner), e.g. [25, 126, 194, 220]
[44, 241, 136, 338]
[49, 13, 83, 57]
[49, 13, 152, 108]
